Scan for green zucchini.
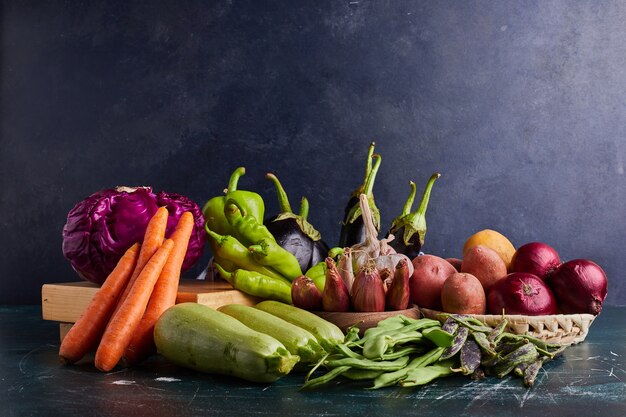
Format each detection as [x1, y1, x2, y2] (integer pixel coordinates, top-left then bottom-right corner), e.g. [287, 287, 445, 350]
[154, 303, 299, 383]
[218, 304, 326, 363]
[255, 300, 344, 351]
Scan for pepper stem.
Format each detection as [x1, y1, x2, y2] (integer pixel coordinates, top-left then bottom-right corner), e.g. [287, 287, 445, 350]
[214, 262, 234, 284]
[401, 181, 417, 216]
[414, 173, 441, 217]
[299, 197, 309, 221]
[363, 154, 382, 197]
[227, 167, 246, 193]
[204, 223, 227, 245]
[266, 173, 293, 214]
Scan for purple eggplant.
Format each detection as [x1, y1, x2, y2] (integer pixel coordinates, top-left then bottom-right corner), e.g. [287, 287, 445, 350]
[264, 173, 329, 272]
[338, 142, 382, 247]
[386, 173, 440, 259]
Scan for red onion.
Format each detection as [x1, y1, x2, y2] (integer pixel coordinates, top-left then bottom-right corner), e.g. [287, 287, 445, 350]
[510, 242, 561, 280]
[487, 273, 557, 315]
[548, 259, 608, 315]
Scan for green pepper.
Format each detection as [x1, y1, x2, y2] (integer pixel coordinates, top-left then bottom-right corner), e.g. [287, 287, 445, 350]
[225, 201, 303, 281]
[214, 264, 292, 305]
[205, 225, 286, 281]
[202, 167, 265, 236]
[305, 261, 326, 292]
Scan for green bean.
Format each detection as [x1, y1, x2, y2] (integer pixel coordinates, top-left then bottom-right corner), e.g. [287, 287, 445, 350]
[488, 319, 508, 343]
[454, 339, 481, 375]
[369, 347, 444, 390]
[441, 317, 459, 334]
[381, 346, 425, 360]
[325, 355, 410, 371]
[335, 343, 365, 360]
[301, 365, 351, 390]
[423, 327, 455, 348]
[442, 314, 493, 333]
[400, 360, 455, 387]
[523, 358, 544, 387]
[493, 343, 539, 378]
[472, 332, 497, 357]
[343, 368, 384, 381]
[441, 326, 469, 360]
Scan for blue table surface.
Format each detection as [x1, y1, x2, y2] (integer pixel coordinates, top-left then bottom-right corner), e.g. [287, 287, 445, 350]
[1, 305, 625, 417]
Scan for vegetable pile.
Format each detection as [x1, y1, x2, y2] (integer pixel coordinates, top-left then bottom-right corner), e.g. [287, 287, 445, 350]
[57, 142, 610, 390]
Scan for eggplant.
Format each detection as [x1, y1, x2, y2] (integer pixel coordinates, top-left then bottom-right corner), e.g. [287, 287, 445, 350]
[386, 173, 440, 259]
[264, 173, 330, 272]
[338, 142, 382, 247]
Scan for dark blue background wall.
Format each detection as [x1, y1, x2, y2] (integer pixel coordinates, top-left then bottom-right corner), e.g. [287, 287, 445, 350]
[1, 1, 625, 305]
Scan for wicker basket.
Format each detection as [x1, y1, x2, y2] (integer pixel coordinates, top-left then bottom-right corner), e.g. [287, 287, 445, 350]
[419, 308, 596, 345]
[314, 306, 420, 335]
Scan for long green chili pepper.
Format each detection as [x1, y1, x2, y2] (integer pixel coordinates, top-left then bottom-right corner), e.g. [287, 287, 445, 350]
[214, 263, 292, 304]
[205, 225, 286, 281]
[224, 200, 303, 280]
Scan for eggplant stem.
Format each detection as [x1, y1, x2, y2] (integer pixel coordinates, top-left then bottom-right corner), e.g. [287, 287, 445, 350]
[299, 197, 309, 221]
[365, 141, 376, 180]
[266, 173, 293, 214]
[414, 173, 441, 216]
[363, 154, 382, 197]
[227, 167, 246, 193]
[402, 181, 417, 217]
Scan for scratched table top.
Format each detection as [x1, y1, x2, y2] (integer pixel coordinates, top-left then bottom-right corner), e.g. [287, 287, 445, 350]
[1, 306, 625, 417]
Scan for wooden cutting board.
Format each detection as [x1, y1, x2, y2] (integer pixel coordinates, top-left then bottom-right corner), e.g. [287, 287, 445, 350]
[42, 279, 261, 324]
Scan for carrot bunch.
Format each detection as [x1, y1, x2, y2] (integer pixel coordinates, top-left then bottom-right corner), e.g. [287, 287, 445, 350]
[58, 207, 195, 371]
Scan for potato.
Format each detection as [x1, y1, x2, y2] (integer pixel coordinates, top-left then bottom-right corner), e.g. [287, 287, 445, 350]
[410, 255, 457, 310]
[461, 245, 508, 291]
[441, 272, 486, 314]
[463, 229, 516, 269]
[445, 257, 463, 272]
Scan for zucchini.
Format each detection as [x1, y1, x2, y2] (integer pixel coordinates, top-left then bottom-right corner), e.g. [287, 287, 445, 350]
[255, 300, 344, 351]
[218, 304, 326, 363]
[154, 303, 299, 383]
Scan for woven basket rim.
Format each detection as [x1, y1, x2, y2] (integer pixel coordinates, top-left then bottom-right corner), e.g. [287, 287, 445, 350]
[419, 308, 596, 322]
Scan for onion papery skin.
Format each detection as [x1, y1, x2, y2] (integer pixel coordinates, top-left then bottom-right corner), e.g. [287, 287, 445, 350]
[548, 259, 608, 315]
[510, 242, 561, 280]
[487, 272, 557, 316]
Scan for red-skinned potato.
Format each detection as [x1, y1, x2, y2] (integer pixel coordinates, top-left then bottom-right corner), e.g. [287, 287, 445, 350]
[441, 272, 486, 314]
[461, 245, 507, 292]
[445, 258, 463, 272]
[410, 255, 457, 310]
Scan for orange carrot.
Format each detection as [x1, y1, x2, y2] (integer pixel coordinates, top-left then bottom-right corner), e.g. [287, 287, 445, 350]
[94, 239, 174, 372]
[59, 243, 140, 365]
[114, 206, 169, 313]
[123, 212, 195, 364]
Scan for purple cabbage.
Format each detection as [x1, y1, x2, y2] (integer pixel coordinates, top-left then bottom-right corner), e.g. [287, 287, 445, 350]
[62, 186, 206, 284]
